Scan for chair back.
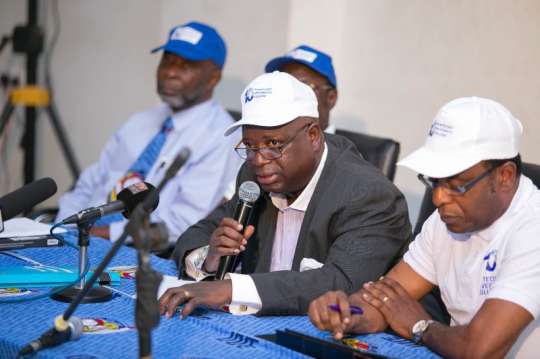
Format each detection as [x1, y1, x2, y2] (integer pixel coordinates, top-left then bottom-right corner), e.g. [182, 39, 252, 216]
[335, 129, 400, 181]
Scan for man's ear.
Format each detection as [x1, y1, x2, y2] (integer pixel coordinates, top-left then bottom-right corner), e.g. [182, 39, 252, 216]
[326, 88, 338, 110]
[207, 65, 222, 91]
[497, 162, 518, 192]
[307, 121, 324, 151]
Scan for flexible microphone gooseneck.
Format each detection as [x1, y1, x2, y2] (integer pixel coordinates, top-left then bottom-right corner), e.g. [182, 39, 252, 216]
[215, 181, 261, 280]
[59, 181, 159, 225]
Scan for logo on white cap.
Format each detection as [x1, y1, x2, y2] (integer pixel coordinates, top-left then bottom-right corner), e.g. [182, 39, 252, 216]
[171, 26, 202, 45]
[287, 48, 317, 63]
[243, 87, 272, 104]
[428, 122, 453, 137]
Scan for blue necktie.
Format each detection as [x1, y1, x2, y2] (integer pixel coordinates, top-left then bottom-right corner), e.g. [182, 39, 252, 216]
[95, 117, 174, 226]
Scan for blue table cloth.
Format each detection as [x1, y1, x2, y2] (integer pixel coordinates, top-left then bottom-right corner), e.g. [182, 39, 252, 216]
[0, 234, 439, 358]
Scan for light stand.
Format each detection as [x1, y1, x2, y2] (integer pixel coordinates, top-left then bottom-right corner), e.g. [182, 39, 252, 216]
[0, 0, 80, 186]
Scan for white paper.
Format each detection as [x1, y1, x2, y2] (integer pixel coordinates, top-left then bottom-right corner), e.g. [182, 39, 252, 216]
[0, 217, 66, 239]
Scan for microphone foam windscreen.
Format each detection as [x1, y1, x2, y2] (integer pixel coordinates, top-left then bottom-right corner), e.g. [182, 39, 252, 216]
[117, 182, 159, 215]
[0, 177, 57, 220]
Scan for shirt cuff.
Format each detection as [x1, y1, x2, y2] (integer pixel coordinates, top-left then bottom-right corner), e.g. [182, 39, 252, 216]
[226, 273, 262, 315]
[184, 245, 214, 281]
[109, 220, 127, 242]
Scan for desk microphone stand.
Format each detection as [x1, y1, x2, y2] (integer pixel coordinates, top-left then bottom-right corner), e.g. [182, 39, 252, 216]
[51, 220, 112, 303]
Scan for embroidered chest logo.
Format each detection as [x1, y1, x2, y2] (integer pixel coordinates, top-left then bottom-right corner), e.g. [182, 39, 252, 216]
[480, 249, 497, 295]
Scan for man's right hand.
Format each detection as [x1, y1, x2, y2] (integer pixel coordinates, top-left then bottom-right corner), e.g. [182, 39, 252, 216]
[203, 218, 255, 273]
[308, 289, 388, 340]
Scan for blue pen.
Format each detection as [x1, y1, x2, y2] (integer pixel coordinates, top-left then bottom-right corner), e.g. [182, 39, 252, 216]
[328, 303, 363, 315]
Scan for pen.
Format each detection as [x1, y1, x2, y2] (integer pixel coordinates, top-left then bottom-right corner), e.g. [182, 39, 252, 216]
[328, 303, 363, 315]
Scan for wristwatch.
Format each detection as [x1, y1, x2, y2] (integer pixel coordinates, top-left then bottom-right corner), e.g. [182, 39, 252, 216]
[411, 319, 435, 344]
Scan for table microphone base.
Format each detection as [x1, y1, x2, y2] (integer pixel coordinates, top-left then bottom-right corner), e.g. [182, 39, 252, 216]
[51, 285, 113, 303]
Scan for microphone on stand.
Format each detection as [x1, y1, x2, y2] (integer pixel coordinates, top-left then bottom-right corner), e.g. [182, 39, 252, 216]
[18, 316, 83, 357]
[0, 177, 57, 232]
[215, 181, 261, 280]
[59, 182, 159, 225]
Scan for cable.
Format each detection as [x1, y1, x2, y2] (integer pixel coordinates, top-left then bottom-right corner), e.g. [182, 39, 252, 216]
[0, 224, 89, 303]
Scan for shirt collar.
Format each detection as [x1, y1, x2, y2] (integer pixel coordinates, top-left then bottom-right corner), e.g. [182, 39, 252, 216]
[166, 99, 214, 131]
[324, 124, 336, 134]
[475, 175, 533, 241]
[270, 143, 328, 211]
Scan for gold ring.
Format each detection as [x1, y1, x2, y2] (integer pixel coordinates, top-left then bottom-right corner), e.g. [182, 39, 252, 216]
[184, 290, 191, 299]
[383, 296, 389, 302]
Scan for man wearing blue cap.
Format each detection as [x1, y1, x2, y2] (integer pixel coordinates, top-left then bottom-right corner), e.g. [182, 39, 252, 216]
[56, 21, 241, 249]
[265, 45, 338, 132]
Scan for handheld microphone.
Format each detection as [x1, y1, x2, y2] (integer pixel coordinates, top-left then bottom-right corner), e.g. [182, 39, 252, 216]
[18, 316, 83, 356]
[215, 181, 261, 280]
[59, 182, 159, 225]
[0, 177, 57, 232]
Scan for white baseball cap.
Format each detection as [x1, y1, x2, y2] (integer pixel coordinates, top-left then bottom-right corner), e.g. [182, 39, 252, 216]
[398, 97, 523, 178]
[224, 71, 318, 136]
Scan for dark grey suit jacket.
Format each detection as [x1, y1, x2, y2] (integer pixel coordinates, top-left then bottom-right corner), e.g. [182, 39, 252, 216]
[172, 134, 412, 315]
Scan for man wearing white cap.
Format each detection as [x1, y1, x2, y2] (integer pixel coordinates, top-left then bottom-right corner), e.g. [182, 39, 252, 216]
[159, 71, 412, 317]
[308, 97, 540, 358]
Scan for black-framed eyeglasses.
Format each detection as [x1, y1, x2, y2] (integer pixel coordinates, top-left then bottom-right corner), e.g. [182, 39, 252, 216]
[417, 165, 498, 195]
[234, 123, 312, 161]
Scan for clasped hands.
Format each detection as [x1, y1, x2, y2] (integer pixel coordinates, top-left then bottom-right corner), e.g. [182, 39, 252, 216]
[309, 276, 431, 340]
[159, 217, 254, 319]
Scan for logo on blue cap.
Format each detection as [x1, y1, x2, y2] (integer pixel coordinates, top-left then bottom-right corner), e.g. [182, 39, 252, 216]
[264, 45, 337, 88]
[151, 21, 227, 69]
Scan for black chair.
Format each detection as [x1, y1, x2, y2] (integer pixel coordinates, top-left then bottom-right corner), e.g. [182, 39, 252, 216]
[335, 129, 400, 181]
[227, 109, 241, 122]
[413, 161, 540, 236]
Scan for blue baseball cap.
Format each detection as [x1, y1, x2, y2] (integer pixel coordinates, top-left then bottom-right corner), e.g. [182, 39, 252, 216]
[264, 45, 336, 88]
[151, 21, 227, 69]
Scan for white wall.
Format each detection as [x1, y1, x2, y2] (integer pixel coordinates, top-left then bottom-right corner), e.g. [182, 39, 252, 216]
[1, 0, 539, 224]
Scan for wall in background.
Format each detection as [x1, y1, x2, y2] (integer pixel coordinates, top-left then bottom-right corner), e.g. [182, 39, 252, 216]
[0, 0, 539, 225]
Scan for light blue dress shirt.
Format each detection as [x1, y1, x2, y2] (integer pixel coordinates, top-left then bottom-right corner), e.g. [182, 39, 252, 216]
[56, 99, 242, 243]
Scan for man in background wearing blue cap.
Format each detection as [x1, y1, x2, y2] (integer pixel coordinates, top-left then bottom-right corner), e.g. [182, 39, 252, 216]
[265, 45, 338, 133]
[56, 21, 241, 250]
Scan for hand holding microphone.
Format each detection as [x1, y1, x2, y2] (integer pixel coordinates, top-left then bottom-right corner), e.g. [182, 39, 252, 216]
[210, 181, 260, 279]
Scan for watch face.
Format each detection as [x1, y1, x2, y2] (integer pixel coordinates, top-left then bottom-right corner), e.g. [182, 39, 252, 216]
[412, 320, 429, 335]
[412, 320, 433, 344]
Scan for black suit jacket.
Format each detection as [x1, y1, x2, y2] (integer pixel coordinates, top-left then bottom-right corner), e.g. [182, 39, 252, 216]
[173, 134, 412, 315]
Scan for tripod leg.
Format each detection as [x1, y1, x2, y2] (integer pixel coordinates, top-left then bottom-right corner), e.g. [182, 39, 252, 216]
[45, 101, 81, 181]
[0, 100, 15, 139]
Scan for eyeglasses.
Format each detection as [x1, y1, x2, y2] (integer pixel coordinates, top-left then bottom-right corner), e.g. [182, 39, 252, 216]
[417, 165, 497, 195]
[235, 123, 312, 161]
[299, 80, 334, 94]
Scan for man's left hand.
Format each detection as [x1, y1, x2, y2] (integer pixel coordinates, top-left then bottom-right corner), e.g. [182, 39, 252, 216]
[360, 277, 431, 339]
[159, 280, 232, 319]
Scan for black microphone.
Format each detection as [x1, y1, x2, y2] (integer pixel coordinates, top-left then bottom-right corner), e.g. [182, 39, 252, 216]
[0, 177, 57, 231]
[59, 182, 159, 225]
[18, 316, 83, 356]
[216, 181, 261, 280]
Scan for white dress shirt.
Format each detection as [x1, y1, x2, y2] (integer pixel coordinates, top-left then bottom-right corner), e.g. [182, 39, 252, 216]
[57, 99, 242, 243]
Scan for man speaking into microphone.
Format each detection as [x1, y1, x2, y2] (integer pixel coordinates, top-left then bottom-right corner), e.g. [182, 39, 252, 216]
[160, 71, 412, 317]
